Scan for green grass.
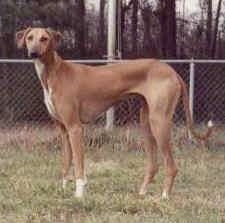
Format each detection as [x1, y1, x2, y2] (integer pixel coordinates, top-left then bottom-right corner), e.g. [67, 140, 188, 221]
[0, 127, 225, 223]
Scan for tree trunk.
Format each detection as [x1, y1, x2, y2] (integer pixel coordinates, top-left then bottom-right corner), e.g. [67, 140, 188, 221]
[120, 0, 132, 57]
[141, 4, 158, 57]
[211, 0, 222, 58]
[166, 0, 177, 58]
[76, 0, 86, 58]
[206, 0, 212, 56]
[159, 0, 177, 58]
[99, 0, 106, 57]
[159, 0, 167, 57]
[217, 31, 223, 58]
[132, 0, 138, 57]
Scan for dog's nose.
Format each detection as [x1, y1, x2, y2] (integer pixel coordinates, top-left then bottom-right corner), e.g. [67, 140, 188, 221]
[29, 51, 40, 59]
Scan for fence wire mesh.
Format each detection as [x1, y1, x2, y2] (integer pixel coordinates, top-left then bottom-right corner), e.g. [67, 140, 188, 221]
[0, 60, 225, 147]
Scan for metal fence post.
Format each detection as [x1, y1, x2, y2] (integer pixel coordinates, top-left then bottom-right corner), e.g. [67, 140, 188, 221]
[105, 0, 117, 130]
[189, 59, 195, 138]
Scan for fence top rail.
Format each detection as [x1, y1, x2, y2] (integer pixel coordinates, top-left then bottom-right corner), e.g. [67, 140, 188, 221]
[1, 59, 225, 64]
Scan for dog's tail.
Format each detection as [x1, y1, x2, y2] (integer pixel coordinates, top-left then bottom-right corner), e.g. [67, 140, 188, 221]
[177, 74, 213, 141]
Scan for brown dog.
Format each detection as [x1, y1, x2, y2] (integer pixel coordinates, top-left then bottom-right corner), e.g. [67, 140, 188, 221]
[15, 27, 213, 199]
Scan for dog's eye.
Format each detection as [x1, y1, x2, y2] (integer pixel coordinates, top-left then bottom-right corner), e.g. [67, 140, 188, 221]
[40, 37, 48, 42]
[27, 35, 33, 41]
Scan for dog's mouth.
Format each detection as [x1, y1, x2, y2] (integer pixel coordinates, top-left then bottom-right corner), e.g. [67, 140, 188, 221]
[29, 51, 41, 59]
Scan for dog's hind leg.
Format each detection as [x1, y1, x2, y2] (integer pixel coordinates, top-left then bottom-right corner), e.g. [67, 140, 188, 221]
[148, 89, 180, 199]
[150, 115, 177, 199]
[139, 104, 158, 196]
[67, 124, 86, 198]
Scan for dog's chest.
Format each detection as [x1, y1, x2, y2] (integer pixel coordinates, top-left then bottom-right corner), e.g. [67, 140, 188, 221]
[43, 88, 57, 119]
[34, 60, 58, 119]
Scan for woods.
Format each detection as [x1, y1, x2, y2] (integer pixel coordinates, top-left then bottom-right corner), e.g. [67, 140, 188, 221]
[0, 0, 225, 59]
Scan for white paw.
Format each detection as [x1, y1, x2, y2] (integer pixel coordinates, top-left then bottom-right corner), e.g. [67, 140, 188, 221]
[75, 190, 84, 198]
[62, 178, 67, 189]
[75, 178, 86, 198]
[84, 175, 88, 185]
[207, 120, 213, 128]
[139, 188, 147, 196]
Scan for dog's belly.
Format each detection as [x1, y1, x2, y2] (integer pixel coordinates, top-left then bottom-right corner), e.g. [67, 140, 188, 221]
[79, 94, 130, 124]
[78, 98, 113, 123]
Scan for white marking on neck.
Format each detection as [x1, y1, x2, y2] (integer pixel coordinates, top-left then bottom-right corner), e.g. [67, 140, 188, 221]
[44, 87, 57, 119]
[33, 59, 57, 119]
[34, 59, 45, 83]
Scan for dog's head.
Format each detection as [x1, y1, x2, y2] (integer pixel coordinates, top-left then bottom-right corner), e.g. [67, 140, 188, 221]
[15, 27, 62, 59]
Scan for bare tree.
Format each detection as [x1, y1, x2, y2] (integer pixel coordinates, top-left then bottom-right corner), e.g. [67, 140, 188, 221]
[132, 0, 138, 57]
[211, 0, 223, 58]
[99, 0, 106, 56]
[141, 1, 158, 57]
[158, 0, 177, 58]
[166, 0, 177, 58]
[76, 0, 86, 58]
[120, 0, 133, 56]
[206, 0, 212, 55]
[159, 0, 167, 57]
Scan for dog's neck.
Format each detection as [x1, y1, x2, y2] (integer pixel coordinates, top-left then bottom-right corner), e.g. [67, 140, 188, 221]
[34, 51, 61, 90]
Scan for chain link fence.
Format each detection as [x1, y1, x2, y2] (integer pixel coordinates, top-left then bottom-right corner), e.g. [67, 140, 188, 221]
[1, 59, 225, 147]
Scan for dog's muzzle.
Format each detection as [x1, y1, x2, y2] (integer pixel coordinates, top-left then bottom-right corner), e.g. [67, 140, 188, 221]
[29, 51, 41, 59]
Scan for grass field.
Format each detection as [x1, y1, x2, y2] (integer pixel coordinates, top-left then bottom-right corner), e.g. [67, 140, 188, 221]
[0, 125, 225, 223]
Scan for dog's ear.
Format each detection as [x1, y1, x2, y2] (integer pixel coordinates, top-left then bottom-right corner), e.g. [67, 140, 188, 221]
[46, 28, 62, 49]
[15, 27, 31, 49]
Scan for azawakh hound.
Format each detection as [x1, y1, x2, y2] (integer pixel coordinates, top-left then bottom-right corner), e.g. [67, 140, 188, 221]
[15, 27, 213, 199]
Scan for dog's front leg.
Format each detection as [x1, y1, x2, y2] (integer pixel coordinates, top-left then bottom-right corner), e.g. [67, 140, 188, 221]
[58, 124, 72, 189]
[67, 124, 86, 198]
